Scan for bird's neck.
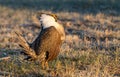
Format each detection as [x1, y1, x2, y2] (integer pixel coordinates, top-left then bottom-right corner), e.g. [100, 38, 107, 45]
[42, 21, 59, 30]
[41, 20, 65, 41]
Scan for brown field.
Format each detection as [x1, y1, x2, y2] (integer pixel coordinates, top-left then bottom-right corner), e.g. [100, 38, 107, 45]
[0, 0, 120, 77]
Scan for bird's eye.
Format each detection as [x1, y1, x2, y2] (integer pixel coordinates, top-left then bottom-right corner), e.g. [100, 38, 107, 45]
[38, 17, 41, 20]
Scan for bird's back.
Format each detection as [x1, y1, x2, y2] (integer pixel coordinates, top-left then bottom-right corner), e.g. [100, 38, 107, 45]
[32, 26, 62, 61]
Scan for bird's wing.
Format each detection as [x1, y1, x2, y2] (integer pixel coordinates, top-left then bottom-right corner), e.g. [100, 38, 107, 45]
[32, 26, 62, 61]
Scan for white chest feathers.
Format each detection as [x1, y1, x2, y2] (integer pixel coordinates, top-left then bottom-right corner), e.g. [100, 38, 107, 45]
[40, 14, 65, 41]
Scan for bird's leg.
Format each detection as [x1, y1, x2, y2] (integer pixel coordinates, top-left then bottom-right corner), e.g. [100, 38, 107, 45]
[45, 61, 49, 70]
[41, 61, 49, 69]
[41, 61, 45, 69]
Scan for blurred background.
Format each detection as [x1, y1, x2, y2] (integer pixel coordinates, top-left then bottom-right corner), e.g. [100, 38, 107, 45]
[0, 0, 120, 77]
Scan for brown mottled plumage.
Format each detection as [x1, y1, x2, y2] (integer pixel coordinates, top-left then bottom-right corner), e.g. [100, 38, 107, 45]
[15, 13, 65, 68]
[32, 26, 61, 61]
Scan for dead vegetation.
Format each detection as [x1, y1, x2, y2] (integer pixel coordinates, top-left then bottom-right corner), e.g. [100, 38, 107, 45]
[0, 0, 120, 77]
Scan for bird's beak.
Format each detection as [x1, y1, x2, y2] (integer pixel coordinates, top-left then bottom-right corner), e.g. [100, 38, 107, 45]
[36, 12, 43, 20]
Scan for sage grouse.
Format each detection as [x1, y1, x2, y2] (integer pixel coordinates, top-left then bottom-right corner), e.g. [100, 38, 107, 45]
[15, 13, 65, 68]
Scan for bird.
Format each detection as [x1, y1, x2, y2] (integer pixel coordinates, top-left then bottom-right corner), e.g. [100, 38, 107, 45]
[15, 12, 65, 69]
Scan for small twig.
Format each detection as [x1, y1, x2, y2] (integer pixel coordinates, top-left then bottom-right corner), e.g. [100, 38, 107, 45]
[0, 56, 11, 61]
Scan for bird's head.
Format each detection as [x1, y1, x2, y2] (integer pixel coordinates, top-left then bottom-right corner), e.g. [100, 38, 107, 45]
[36, 12, 65, 41]
[37, 12, 58, 22]
[36, 12, 58, 29]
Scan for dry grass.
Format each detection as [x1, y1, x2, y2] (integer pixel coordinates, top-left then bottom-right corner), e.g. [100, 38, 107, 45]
[0, 0, 120, 77]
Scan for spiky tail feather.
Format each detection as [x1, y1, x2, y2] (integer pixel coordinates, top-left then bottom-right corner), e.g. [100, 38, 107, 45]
[15, 31, 37, 60]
